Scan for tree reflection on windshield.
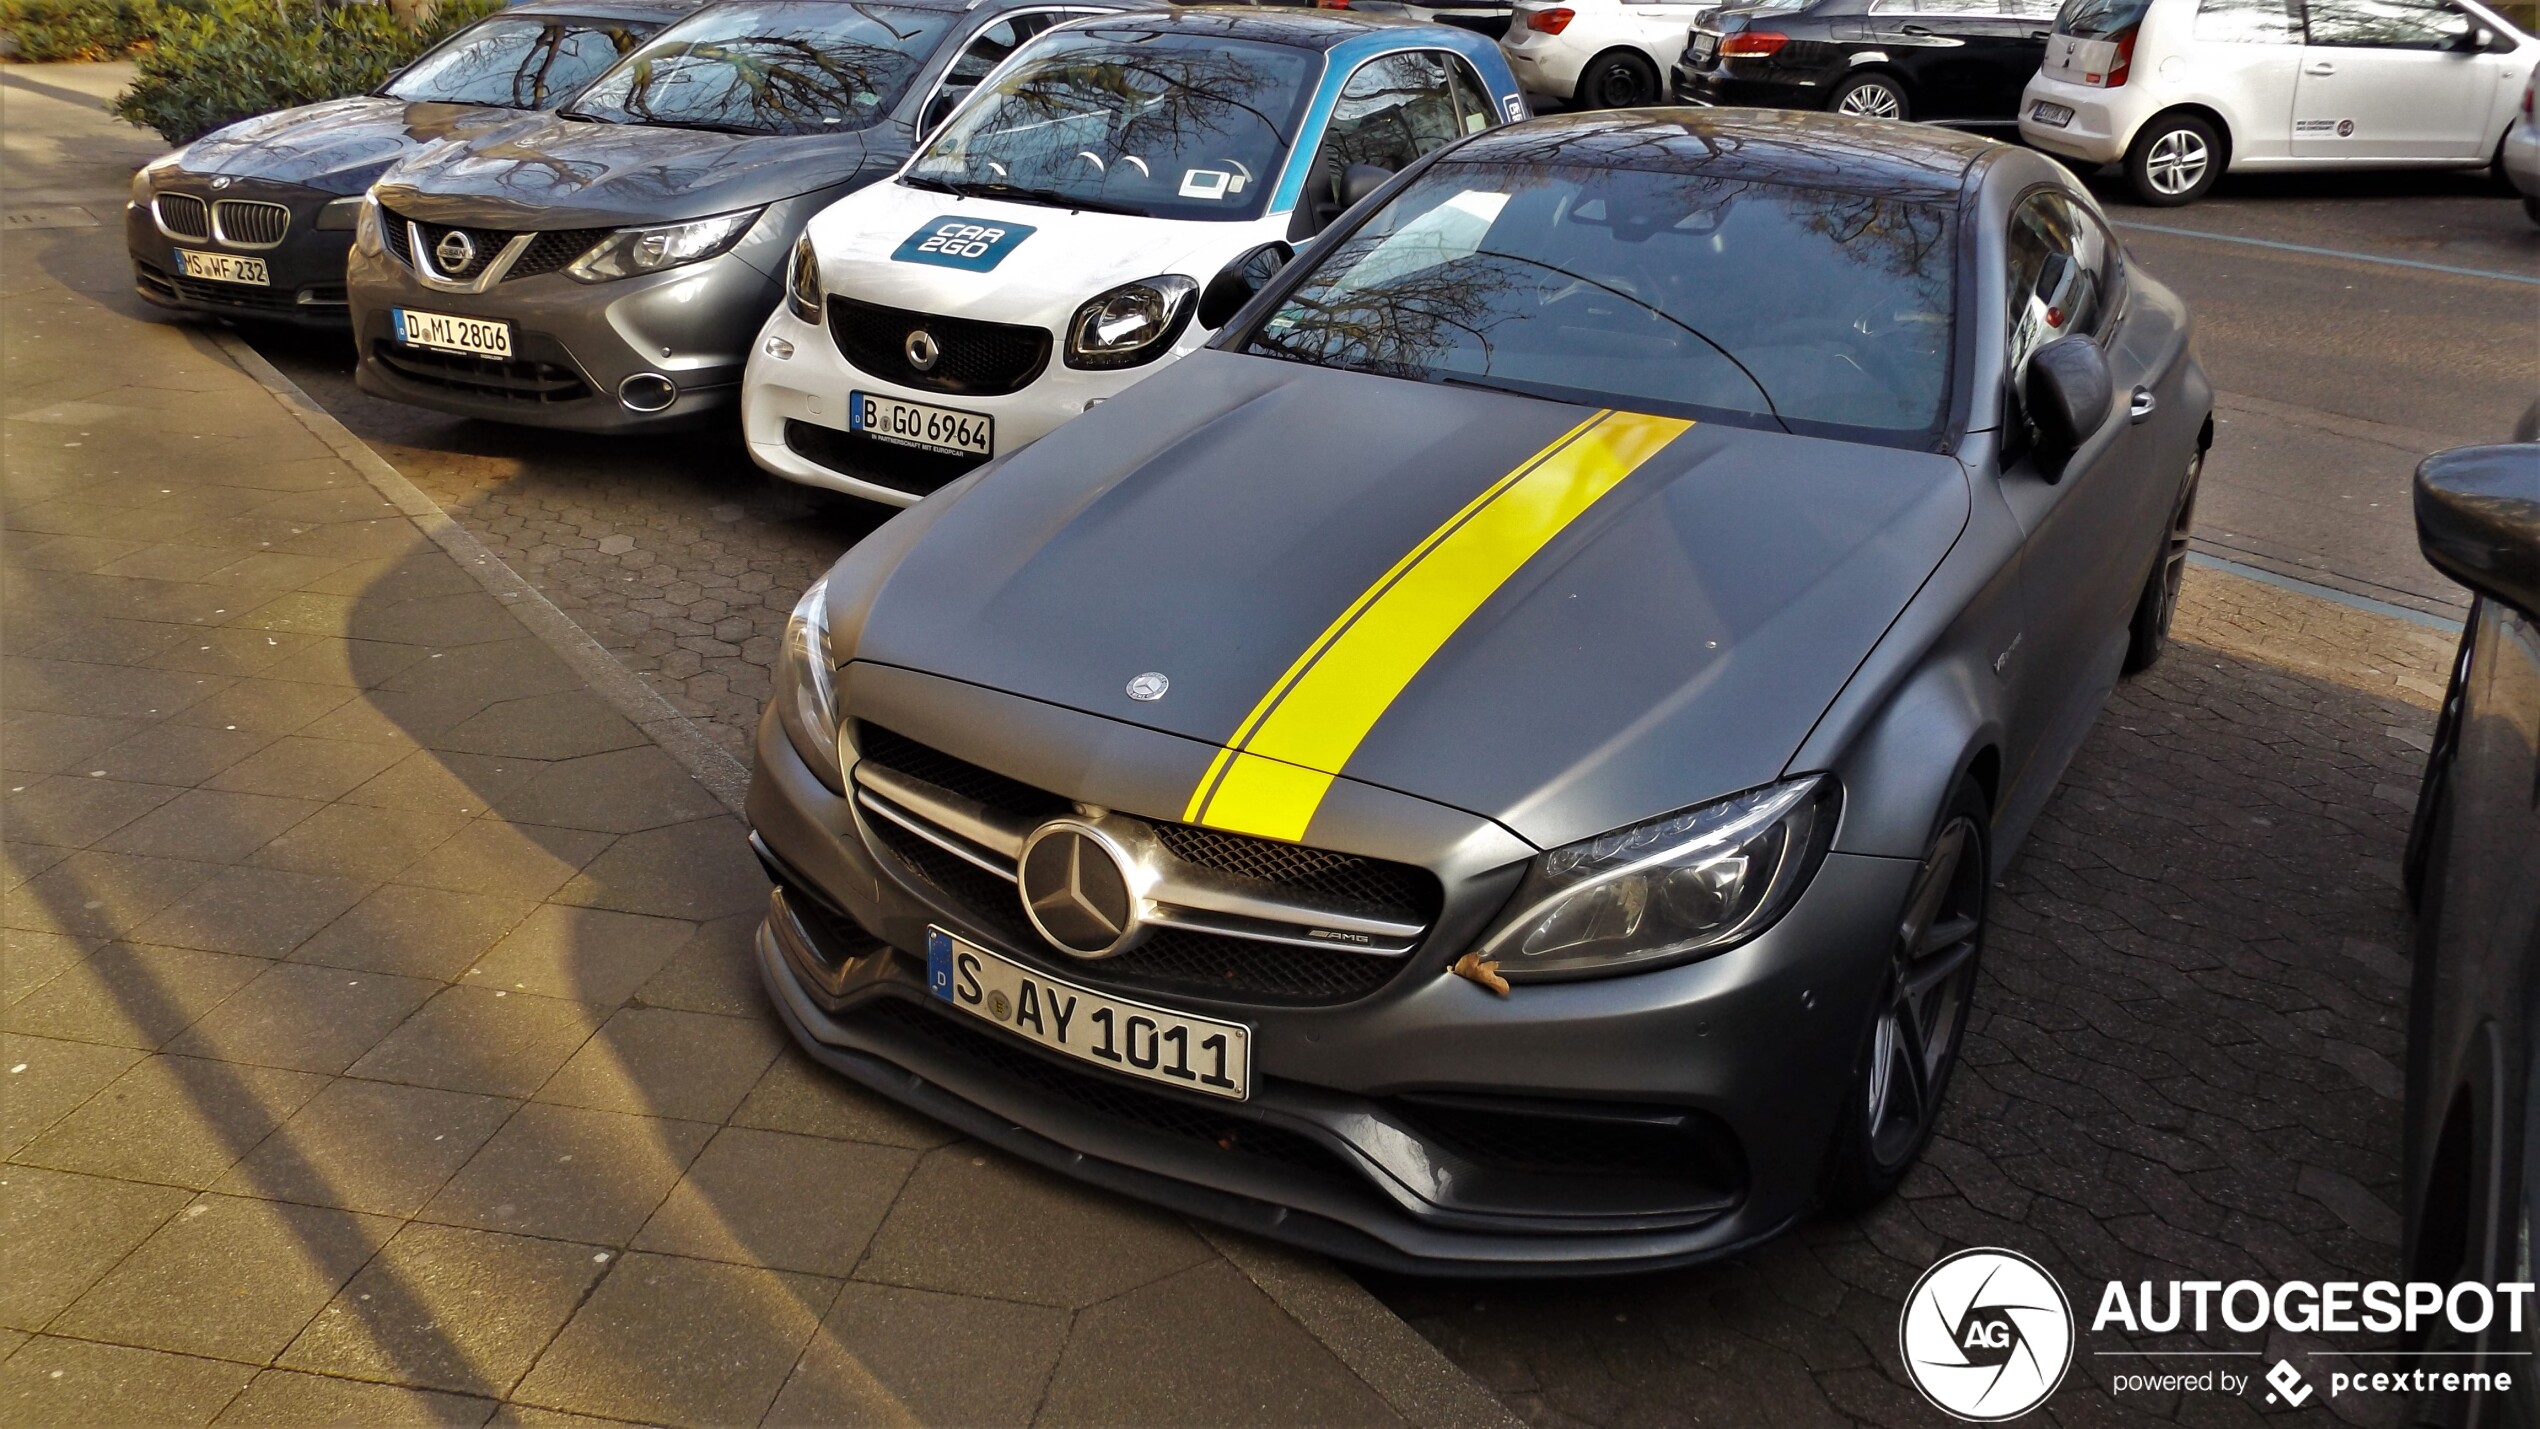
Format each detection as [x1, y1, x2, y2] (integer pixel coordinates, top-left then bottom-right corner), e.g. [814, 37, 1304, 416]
[908, 32, 1317, 221]
[570, 1, 951, 135]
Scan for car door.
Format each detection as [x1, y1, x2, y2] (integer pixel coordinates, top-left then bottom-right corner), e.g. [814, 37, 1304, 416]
[1862, 0, 2025, 118]
[2183, 0, 2306, 161]
[1995, 190, 2175, 796]
[2295, 0, 2496, 158]
[1292, 51, 1491, 234]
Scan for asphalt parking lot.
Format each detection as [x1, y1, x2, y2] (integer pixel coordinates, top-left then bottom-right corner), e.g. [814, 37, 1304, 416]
[223, 156, 2531, 1426]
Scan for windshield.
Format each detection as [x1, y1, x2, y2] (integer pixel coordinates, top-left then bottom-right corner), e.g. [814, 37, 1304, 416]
[903, 29, 1321, 220]
[2053, 0, 2153, 36]
[384, 15, 659, 107]
[568, 0, 957, 135]
[1242, 160, 1957, 445]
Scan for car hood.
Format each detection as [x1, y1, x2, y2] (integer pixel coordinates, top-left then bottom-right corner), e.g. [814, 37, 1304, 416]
[375, 112, 907, 227]
[173, 96, 524, 195]
[807, 181, 1280, 323]
[838, 350, 1970, 851]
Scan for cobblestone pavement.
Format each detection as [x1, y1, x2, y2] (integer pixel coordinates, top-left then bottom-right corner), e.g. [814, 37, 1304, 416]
[1368, 569, 2454, 1428]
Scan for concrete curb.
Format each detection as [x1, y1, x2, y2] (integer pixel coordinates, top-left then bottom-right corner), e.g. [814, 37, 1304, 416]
[208, 328, 1520, 1429]
[210, 331, 753, 814]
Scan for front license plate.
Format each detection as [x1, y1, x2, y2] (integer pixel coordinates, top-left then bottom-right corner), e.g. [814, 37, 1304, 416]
[850, 391, 993, 457]
[392, 306, 513, 359]
[927, 927, 1252, 1100]
[2031, 100, 2075, 127]
[173, 247, 268, 286]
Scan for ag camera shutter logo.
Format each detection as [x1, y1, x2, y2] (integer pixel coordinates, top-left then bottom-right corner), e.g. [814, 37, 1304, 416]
[1900, 1248, 2075, 1421]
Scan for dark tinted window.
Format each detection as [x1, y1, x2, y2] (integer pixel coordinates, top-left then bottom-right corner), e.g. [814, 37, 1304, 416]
[2193, 0, 2302, 40]
[1244, 160, 1957, 445]
[905, 30, 1320, 220]
[567, 0, 958, 135]
[2053, 0, 2152, 35]
[386, 16, 657, 107]
[2306, 0, 2474, 46]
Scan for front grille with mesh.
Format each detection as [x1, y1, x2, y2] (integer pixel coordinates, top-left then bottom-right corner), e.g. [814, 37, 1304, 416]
[783, 419, 986, 498]
[852, 724, 1432, 1006]
[827, 296, 1051, 397]
[382, 212, 414, 266]
[1387, 1095, 1742, 1188]
[157, 193, 210, 240]
[506, 228, 610, 280]
[864, 996, 1355, 1182]
[212, 199, 289, 246]
[371, 342, 590, 404]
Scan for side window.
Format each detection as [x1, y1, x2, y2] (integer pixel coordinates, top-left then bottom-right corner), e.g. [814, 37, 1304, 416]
[2304, 0, 2473, 46]
[1440, 53, 1499, 134]
[2005, 0, 2064, 19]
[2194, 0, 2303, 39]
[1872, 0, 2007, 12]
[1321, 53, 1463, 179]
[2004, 191, 2114, 378]
[927, 14, 1055, 130]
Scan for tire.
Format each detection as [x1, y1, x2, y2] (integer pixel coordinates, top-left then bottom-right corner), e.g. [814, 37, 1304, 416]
[2126, 112, 2222, 206]
[1823, 780, 1990, 1212]
[2122, 446, 2202, 675]
[1575, 50, 1661, 110]
[1828, 72, 1909, 122]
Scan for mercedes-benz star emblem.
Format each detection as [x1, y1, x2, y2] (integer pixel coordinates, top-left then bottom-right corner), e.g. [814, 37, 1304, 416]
[1126, 672, 1169, 702]
[1018, 822, 1143, 958]
[904, 328, 941, 372]
[434, 230, 478, 275]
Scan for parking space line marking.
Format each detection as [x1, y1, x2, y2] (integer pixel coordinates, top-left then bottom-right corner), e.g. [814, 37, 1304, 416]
[2114, 221, 2540, 286]
[1186, 409, 1694, 840]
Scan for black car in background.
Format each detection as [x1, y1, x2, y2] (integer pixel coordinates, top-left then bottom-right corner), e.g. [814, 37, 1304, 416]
[1671, 0, 2058, 125]
[2400, 408, 2540, 1420]
[127, 0, 699, 326]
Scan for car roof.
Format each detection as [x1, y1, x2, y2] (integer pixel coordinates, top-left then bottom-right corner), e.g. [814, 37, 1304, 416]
[506, 0, 709, 22]
[1448, 108, 1999, 200]
[1062, 5, 1466, 50]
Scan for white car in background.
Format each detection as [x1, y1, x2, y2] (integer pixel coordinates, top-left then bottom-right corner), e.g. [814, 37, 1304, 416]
[2018, 0, 2538, 204]
[1502, 0, 1715, 106]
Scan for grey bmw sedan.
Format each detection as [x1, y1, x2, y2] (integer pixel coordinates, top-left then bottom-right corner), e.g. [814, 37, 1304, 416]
[347, 0, 1155, 431]
[747, 109, 2213, 1272]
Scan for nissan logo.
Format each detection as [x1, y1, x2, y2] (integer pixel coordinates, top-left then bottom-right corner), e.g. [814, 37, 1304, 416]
[434, 230, 478, 274]
[904, 328, 941, 372]
[1017, 819, 1149, 958]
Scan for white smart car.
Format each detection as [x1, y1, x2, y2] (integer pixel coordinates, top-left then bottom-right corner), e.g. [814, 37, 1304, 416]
[1501, 0, 1715, 107]
[743, 8, 1524, 504]
[2018, 0, 2538, 204]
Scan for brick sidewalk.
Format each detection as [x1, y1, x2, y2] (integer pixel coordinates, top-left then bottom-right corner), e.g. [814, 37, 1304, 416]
[1, 65, 1499, 1429]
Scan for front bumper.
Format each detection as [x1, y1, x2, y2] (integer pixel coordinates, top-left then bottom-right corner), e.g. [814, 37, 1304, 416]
[1500, 32, 1587, 100]
[346, 236, 776, 433]
[126, 190, 353, 329]
[744, 669, 1920, 1273]
[742, 302, 1186, 508]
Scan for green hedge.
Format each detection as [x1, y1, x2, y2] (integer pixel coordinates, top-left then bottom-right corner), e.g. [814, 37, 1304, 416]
[111, 0, 499, 145]
[1, 0, 168, 62]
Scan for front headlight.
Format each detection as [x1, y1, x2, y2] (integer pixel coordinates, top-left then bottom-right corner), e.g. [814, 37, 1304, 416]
[566, 208, 762, 283]
[315, 195, 365, 232]
[1064, 274, 1198, 370]
[1476, 775, 1839, 980]
[776, 574, 841, 791]
[785, 235, 822, 324]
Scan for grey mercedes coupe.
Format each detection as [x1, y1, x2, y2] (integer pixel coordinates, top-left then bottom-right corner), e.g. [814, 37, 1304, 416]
[347, 0, 1158, 430]
[746, 109, 2213, 1272]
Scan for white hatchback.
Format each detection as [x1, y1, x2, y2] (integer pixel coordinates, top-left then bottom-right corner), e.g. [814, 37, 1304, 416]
[2019, 0, 2538, 204]
[743, 10, 1521, 505]
[1501, 0, 1715, 107]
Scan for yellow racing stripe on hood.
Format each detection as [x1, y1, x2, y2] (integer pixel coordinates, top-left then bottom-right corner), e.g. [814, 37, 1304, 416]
[1183, 409, 1694, 842]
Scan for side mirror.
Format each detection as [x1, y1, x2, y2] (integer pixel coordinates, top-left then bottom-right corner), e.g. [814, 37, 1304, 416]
[1339, 162, 1392, 210]
[2415, 442, 2540, 616]
[2022, 334, 2113, 476]
[1197, 241, 1294, 330]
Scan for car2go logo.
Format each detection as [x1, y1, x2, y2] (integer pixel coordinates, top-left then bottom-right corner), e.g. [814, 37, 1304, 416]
[892, 217, 1039, 272]
[1900, 1248, 2076, 1421]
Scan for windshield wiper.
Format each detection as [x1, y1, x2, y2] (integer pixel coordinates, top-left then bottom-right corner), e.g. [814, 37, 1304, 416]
[629, 116, 764, 136]
[919, 178, 1146, 216]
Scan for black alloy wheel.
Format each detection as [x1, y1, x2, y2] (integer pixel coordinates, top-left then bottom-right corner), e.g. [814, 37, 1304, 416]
[1830, 73, 1909, 122]
[1578, 50, 1661, 109]
[2123, 447, 2202, 674]
[1826, 783, 1989, 1209]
